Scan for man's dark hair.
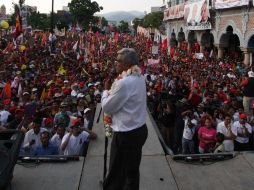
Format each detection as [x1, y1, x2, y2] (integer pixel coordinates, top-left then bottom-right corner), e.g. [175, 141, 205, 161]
[216, 132, 224, 143]
[40, 131, 50, 138]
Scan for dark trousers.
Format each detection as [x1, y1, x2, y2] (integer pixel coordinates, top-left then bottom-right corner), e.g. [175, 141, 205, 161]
[103, 125, 148, 190]
[234, 141, 250, 151]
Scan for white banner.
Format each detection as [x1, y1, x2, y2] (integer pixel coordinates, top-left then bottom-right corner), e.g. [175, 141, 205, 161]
[185, 0, 210, 24]
[152, 46, 159, 55]
[163, 4, 185, 21]
[195, 53, 204, 59]
[215, 0, 249, 9]
[184, 0, 211, 30]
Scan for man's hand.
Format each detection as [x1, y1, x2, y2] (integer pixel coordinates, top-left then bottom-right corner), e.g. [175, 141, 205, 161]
[104, 78, 112, 90]
[29, 139, 35, 146]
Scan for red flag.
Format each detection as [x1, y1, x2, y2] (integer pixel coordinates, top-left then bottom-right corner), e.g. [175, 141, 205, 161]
[15, 10, 22, 38]
[1, 82, 11, 100]
[170, 47, 175, 58]
[162, 39, 167, 49]
[114, 32, 119, 42]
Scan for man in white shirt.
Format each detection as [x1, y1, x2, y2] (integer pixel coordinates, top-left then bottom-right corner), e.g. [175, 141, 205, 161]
[22, 119, 47, 155]
[0, 103, 10, 126]
[50, 125, 66, 154]
[181, 110, 197, 154]
[102, 48, 148, 190]
[60, 119, 89, 156]
[217, 114, 237, 152]
[232, 113, 252, 151]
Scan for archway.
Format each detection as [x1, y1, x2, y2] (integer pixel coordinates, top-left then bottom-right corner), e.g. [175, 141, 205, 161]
[201, 30, 214, 52]
[248, 35, 254, 48]
[177, 27, 185, 43]
[247, 35, 254, 66]
[188, 30, 197, 52]
[169, 29, 178, 48]
[219, 25, 242, 59]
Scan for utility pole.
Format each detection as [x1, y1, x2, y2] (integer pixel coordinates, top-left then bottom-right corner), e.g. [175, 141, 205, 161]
[51, 0, 54, 32]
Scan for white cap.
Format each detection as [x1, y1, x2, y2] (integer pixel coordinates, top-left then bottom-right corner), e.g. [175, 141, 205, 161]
[32, 88, 38, 92]
[23, 92, 30, 96]
[94, 82, 101, 86]
[64, 80, 69, 83]
[54, 93, 62, 98]
[84, 108, 91, 114]
[77, 93, 85, 98]
[248, 71, 254, 78]
[88, 83, 94, 88]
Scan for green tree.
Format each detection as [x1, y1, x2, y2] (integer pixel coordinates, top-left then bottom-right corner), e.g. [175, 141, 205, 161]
[143, 12, 163, 29]
[118, 20, 129, 33]
[101, 17, 108, 27]
[55, 12, 73, 30]
[27, 12, 51, 30]
[132, 17, 144, 31]
[92, 16, 108, 28]
[68, 0, 103, 29]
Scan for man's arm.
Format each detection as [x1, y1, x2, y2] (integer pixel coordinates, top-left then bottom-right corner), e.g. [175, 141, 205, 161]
[101, 81, 129, 114]
[60, 133, 72, 151]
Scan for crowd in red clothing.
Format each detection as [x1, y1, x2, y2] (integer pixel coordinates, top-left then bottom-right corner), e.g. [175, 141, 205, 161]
[0, 29, 253, 155]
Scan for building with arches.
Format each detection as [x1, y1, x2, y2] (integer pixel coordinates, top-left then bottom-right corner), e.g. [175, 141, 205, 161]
[164, 0, 254, 65]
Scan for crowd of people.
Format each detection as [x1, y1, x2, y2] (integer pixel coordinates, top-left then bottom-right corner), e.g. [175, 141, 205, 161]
[148, 50, 254, 154]
[0, 28, 253, 156]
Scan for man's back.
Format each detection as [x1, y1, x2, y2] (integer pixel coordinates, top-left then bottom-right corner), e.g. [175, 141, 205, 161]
[102, 75, 146, 132]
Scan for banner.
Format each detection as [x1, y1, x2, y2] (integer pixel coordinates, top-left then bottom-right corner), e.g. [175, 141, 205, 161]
[184, 0, 210, 30]
[147, 59, 160, 66]
[163, 3, 185, 21]
[137, 26, 150, 38]
[215, 0, 249, 9]
[195, 53, 204, 59]
[152, 46, 159, 55]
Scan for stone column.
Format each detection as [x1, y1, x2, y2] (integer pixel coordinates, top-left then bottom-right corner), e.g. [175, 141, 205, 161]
[214, 44, 224, 58]
[243, 51, 250, 66]
[241, 48, 251, 66]
[200, 45, 205, 53]
[218, 47, 224, 58]
[187, 43, 191, 53]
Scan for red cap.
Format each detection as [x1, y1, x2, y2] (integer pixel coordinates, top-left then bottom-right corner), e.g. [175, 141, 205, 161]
[71, 118, 81, 127]
[44, 118, 53, 126]
[3, 99, 11, 106]
[79, 82, 85, 88]
[15, 109, 25, 114]
[193, 82, 199, 88]
[240, 113, 247, 119]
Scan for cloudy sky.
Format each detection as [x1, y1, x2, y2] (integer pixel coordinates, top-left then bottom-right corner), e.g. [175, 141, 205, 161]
[1, 0, 163, 14]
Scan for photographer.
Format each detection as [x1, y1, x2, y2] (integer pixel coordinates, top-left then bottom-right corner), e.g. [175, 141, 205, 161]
[60, 118, 90, 156]
[159, 101, 175, 147]
[181, 110, 197, 154]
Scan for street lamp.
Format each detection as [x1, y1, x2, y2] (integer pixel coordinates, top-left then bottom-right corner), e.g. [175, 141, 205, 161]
[51, 0, 54, 32]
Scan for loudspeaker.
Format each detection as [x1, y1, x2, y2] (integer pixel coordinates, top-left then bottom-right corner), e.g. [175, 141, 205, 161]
[0, 130, 24, 189]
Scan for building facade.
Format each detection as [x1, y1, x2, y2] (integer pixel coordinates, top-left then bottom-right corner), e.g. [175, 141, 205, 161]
[164, 0, 254, 65]
[0, 4, 6, 19]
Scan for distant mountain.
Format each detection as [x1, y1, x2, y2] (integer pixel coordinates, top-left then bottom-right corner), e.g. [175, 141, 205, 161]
[97, 11, 144, 23]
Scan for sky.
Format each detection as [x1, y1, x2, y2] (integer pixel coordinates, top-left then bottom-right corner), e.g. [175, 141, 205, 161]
[1, 0, 163, 14]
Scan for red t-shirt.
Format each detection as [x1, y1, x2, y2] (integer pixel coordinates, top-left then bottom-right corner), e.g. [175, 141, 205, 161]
[198, 127, 217, 149]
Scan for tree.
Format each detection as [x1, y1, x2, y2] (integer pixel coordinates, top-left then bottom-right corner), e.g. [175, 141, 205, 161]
[118, 20, 129, 33]
[68, 0, 103, 29]
[101, 17, 108, 27]
[132, 17, 144, 31]
[27, 12, 51, 30]
[143, 12, 163, 29]
[55, 12, 73, 30]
